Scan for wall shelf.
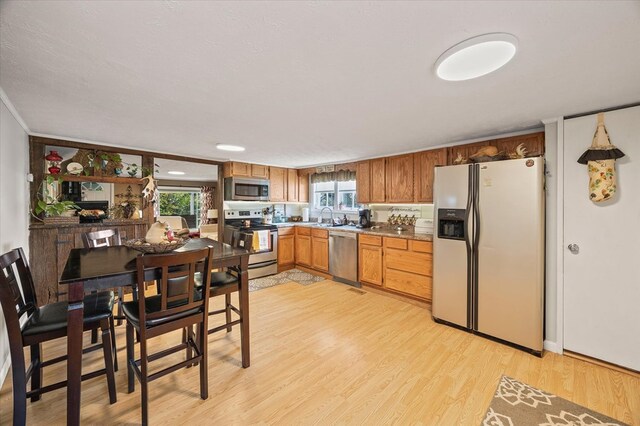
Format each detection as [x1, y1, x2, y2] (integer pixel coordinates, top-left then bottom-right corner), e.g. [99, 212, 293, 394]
[44, 174, 144, 184]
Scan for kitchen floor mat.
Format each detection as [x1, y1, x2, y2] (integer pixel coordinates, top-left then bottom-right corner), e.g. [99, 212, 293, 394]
[482, 375, 628, 426]
[249, 268, 325, 292]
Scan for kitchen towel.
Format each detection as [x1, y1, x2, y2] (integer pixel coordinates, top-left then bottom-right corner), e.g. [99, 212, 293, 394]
[254, 230, 270, 251]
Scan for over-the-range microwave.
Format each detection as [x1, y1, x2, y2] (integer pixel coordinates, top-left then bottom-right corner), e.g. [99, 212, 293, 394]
[224, 177, 270, 201]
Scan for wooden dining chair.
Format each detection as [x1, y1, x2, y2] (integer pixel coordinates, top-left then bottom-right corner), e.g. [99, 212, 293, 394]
[123, 247, 213, 426]
[203, 230, 252, 336]
[81, 229, 127, 326]
[0, 248, 117, 425]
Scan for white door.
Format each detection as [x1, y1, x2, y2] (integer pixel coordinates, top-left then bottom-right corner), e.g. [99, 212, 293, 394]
[563, 106, 640, 370]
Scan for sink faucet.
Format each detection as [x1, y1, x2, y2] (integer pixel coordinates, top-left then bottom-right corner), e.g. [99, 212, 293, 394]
[319, 207, 334, 225]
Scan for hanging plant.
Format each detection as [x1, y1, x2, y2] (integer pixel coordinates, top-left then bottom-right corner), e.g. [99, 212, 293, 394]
[32, 175, 79, 219]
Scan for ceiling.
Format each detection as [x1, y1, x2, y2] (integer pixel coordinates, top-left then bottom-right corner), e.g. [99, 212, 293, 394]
[155, 158, 218, 182]
[1, 1, 639, 168]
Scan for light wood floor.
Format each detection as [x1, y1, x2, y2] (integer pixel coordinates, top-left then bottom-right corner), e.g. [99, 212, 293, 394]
[1, 280, 639, 425]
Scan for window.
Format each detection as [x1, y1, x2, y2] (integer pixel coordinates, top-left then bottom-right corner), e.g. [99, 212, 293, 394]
[312, 180, 357, 211]
[158, 188, 202, 228]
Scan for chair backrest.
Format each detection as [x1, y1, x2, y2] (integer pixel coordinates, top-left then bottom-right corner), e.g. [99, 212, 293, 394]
[82, 228, 122, 248]
[0, 248, 38, 345]
[231, 230, 254, 250]
[135, 247, 213, 329]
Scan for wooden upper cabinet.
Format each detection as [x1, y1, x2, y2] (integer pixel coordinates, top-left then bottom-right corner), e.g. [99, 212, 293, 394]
[298, 171, 309, 203]
[370, 158, 386, 203]
[287, 169, 298, 202]
[269, 167, 287, 202]
[356, 161, 371, 204]
[251, 164, 270, 179]
[225, 161, 271, 178]
[447, 131, 544, 165]
[224, 161, 251, 177]
[385, 154, 413, 203]
[414, 148, 447, 203]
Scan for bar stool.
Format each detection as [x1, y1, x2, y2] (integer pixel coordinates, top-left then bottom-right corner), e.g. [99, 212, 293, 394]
[0, 247, 117, 425]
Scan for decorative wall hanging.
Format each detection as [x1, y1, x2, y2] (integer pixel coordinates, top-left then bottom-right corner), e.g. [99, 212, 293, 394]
[469, 146, 508, 163]
[577, 112, 625, 202]
[141, 175, 158, 208]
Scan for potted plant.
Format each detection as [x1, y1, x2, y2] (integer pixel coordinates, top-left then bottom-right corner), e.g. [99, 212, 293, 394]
[111, 153, 123, 176]
[126, 163, 139, 177]
[33, 175, 80, 224]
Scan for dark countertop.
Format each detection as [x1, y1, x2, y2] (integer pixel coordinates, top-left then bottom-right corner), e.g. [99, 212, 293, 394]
[275, 222, 433, 241]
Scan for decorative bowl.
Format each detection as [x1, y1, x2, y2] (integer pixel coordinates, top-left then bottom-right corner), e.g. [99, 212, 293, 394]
[124, 238, 187, 254]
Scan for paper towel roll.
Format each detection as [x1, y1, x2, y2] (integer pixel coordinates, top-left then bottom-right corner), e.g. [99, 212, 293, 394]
[302, 208, 309, 222]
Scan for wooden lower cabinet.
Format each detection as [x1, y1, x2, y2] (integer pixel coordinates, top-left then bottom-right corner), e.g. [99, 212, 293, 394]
[29, 222, 148, 304]
[383, 237, 432, 301]
[311, 229, 329, 272]
[295, 228, 311, 267]
[384, 268, 432, 301]
[358, 235, 433, 302]
[359, 237, 383, 286]
[278, 229, 295, 267]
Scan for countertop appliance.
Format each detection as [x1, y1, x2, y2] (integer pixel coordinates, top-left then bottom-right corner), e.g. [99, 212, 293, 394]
[432, 157, 544, 355]
[356, 208, 371, 228]
[224, 177, 270, 202]
[414, 218, 433, 234]
[224, 209, 278, 279]
[329, 230, 359, 286]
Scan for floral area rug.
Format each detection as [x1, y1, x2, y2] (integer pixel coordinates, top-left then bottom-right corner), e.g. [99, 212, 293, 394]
[249, 268, 325, 292]
[482, 376, 628, 426]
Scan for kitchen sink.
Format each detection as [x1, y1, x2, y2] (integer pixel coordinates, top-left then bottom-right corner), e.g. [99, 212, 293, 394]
[315, 223, 346, 228]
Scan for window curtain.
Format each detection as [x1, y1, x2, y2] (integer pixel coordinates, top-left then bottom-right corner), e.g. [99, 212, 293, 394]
[200, 186, 215, 224]
[310, 170, 356, 184]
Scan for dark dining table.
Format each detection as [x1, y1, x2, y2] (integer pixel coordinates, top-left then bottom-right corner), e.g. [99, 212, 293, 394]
[58, 237, 250, 426]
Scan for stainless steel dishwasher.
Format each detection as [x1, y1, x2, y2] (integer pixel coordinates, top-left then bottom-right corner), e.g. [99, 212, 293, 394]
[329, 230, 359, 287]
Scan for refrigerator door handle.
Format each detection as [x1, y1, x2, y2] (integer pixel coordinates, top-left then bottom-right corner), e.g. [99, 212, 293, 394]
[465, 164, 473, 329]
[472, 164, 480, 329]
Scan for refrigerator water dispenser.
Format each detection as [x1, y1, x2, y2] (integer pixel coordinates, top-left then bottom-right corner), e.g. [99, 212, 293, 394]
[437, 209, 466, 240]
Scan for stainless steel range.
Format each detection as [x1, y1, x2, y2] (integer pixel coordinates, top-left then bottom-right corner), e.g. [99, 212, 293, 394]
[224, 209, 278, 279]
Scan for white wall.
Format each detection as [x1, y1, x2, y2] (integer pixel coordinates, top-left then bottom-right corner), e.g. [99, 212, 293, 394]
[0, 96, 30, 386]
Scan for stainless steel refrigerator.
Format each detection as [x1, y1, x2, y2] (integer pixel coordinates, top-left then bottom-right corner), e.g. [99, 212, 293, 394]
[432, 157, 544, 354]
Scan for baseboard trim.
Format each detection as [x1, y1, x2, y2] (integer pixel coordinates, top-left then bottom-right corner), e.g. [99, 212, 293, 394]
[543, 340, 562, 354]
[564, 350, 640, 378]
[0, 354, 10, 389]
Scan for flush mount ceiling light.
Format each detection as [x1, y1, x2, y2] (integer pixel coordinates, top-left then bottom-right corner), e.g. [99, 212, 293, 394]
[167, 171, 185, 175]
[435, 33, 518, 81]
[216, 143, 245, 152]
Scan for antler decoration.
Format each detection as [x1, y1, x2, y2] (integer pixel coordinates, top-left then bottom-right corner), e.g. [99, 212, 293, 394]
[509, 143, 528, 159]
[141, 175, 158, 208]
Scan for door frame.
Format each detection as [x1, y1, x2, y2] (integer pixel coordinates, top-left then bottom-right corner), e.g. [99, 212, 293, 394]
[555, 117, 565, 354]
[541, 116, 564, 354]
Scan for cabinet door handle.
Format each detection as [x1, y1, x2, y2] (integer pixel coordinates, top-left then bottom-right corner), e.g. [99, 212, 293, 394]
[56, 239, 71, 245]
